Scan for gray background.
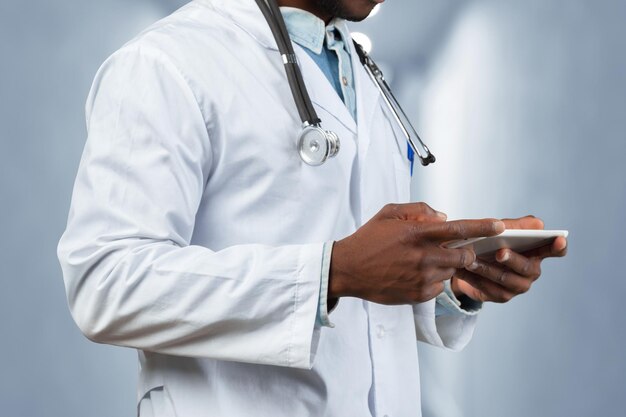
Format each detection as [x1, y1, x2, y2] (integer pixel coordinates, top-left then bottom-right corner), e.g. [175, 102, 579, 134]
[1, 0, 624, 416]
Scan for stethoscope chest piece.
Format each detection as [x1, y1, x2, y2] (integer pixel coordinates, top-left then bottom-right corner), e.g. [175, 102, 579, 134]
[297, 124, 340, 166]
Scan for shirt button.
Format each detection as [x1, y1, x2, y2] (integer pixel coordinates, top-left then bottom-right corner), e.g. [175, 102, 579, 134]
[341, 76, 348, 86]
[376, 325, 386, 339]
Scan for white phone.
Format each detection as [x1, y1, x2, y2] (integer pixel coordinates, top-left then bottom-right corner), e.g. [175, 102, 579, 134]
[445, 230, 569, 260]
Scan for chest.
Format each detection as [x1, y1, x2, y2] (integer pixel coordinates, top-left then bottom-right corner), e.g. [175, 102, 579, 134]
[184, 26, 412, 246]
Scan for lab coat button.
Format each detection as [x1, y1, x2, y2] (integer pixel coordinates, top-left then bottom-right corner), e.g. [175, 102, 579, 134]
[342, 76, 348, 86]
[376, 325, 385, 339]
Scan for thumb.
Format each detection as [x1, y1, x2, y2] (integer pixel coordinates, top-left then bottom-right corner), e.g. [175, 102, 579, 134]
[501, 215, 544, 230]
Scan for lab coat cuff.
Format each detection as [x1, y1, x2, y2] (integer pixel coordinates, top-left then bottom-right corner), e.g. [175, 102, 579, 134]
[316, 241, 337, 328]
[286, 243, 327, 369]
[435, 280, 483, 317]
[414, 295, 479, 352]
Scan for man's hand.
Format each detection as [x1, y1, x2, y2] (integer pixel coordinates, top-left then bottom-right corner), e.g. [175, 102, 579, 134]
[329, 203, 505, 305]
[451, 216, 568, 303]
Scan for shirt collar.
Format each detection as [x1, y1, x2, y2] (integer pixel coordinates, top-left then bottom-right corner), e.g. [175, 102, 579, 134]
[280, 7, 352, 56]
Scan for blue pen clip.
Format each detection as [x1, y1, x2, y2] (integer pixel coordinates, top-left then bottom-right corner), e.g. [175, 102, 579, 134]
[407, 141, 415, 176]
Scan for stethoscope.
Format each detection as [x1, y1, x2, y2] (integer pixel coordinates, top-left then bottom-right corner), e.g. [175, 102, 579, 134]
[254, 0, 436, 167]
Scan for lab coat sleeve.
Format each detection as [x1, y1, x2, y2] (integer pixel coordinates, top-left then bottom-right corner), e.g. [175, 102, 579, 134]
[435, 280, 483, 316]
[57, 46, 323, 369]
[413, 298, 479, 351]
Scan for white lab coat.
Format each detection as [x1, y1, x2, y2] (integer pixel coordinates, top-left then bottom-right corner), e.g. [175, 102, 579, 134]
[58, 0, 478, 416]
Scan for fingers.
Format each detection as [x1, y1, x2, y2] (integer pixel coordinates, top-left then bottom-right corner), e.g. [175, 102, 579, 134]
[411, 219, 505, 242]
[516, 236, 568, 259]
[494, 250, 541, 279]
[415, 248, 476, 269]
[454, 270, 519, 303]
[457, 236, 566, 304]
[379, 202, 447, 222]
[501, 215, 544, 230]
[466, 259, 536, 294]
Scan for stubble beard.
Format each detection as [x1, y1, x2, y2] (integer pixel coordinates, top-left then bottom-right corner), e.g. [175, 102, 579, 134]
[314, 0, 369, 22]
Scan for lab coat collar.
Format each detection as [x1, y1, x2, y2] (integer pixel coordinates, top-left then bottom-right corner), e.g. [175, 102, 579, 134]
[295, 26, 382, 148]
[202, 0, 280, 51]
[279, 8, 357, 131]
[280, 7, 352, 59]
[294, 44, 357, 133]
[201, 0, 381, 139]
[280, 7, 326, 54]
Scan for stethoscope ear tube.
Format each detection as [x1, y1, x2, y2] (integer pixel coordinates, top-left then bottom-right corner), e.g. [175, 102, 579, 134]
[352, 41, 436, 166]
[266, 0, 321, 125]
[377, 73, 436, 166]
[256, 0, 321, 126]
[255, 0, 339, 166]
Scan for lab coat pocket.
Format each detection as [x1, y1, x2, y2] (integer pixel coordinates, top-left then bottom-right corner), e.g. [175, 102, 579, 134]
[138, 386, 178, 417]
[378, 102, 412, 203]
[392, 151, 412, 203]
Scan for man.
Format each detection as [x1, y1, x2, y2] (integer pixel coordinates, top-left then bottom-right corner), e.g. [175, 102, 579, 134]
[58, 0, 567, 415]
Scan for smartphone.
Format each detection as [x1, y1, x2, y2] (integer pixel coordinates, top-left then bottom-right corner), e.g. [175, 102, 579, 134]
[445, 230, 569, 260]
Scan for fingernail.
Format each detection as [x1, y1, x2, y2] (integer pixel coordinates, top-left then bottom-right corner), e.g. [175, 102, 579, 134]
[498, 250, 510, 263]
[467, 262, 478, 271]
[436, 211, 448, 221]
[494, 221, 505, 233]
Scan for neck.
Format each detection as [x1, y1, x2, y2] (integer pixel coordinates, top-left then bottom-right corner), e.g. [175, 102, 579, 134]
[277, 0, 333, 24]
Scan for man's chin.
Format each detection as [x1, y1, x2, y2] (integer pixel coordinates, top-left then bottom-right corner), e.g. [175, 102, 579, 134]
[337, 6, 376, 22]
[339, 3, 378, 22]
[342, 15, 368, 22]
[316, 0, 375, 22]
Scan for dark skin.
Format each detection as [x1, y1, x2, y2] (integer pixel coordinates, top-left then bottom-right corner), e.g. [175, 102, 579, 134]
[329, 203, 505, 304]
[278, 0, 568, 305]
[451, 216, 567, 303]
[330, 204, 567, 305]
[277, 0, 381, 23]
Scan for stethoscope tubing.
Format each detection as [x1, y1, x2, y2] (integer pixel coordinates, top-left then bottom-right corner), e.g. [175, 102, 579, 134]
[257, 0, 320, 125]
[352, 42, 435, 166]
[362, 63, 435, 166]
[255, 0, 435, 166]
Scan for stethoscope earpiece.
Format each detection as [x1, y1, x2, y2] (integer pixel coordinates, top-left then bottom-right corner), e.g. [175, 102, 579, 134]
[297, 124, 340, 166]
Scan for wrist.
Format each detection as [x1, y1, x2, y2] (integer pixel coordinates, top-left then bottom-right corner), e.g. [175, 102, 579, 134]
[328, 239, 353, 299]
[317, 241, 338, 327]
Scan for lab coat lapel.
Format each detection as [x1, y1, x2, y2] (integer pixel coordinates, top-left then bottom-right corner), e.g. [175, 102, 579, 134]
[210, 0, 357, 134]
[349, 39, 382, 164]
[206, 0, 278, 50]
[294, 46, 357, 134]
